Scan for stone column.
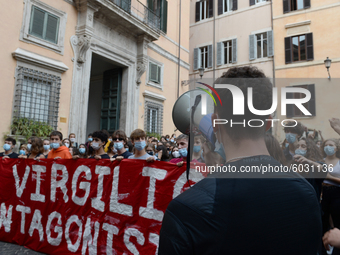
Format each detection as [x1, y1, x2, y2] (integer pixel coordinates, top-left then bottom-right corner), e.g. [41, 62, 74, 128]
[69, 1, 99, 144]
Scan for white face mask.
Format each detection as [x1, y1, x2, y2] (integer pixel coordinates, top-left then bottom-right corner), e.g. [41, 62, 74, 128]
[91, 142, 101, 151]
[64, 143, 70, 148]
[70, 138, 76, 143]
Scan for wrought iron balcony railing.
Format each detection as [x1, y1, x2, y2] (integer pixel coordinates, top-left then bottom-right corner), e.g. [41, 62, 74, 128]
[110, 0, 160, 31]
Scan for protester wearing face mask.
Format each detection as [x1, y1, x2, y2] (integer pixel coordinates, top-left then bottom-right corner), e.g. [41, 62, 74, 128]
[88, 131, 110, 159]
[0, 138, 18, 159]
[170, 147, 180, 160]
[47, 131, 72, 159]
[63, 138, 73, 155]
[112, 130, 133, 161]
[19, 144, 28, 157]
[19, 137, 45, 159]
[191, 136, 204, 163]
[146, 144, 156, 157]
[107, 141, 116, 158]
[72, 144, 88, 159]
[85, 133, 93, 149]
[43, 139, 50, 158]
[69, 133, 78, 148]
[283, 122, 304, 161]
[128, 129, 157, 161]
[169, 134, 188, 166]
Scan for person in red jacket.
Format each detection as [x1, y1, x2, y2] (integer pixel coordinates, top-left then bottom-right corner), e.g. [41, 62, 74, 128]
[47, 131, 72, 159]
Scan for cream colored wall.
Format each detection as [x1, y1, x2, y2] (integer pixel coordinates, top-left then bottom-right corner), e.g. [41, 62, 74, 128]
[137, 0, 190, 136]
[0, 0, 77, 142]
[189, 1, 274, 79]
[272, 0, 340, 142]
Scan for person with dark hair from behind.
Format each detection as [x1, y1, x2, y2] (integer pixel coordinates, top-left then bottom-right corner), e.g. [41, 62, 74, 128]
[112, 130, 132, 161]
[47, 131, 72, 159]
[264, 133, 287, 165]
[158, 66, 322, 255]
[155, 145, 169, 162]
[0, 137, 18, 159]
[283, 121, 304, 161]
[89, 131, 110, 159]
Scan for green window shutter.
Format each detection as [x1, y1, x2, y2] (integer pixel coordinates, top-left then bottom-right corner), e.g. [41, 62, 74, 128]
[149, 63, 160, 83]
[45, 14, 59, 44]
[157, 66, 161, 83]
[148, 0, 154, 11]
[161, 0, 168, 33]
[30, 6, 45, 38]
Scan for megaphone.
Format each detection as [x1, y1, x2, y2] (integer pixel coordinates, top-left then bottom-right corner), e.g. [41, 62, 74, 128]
[172, 89, 216, 150]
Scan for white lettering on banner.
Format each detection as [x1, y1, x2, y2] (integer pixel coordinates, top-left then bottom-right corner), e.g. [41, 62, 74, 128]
[124, 228, 145, 255]
[31, 165, 46, 202]
[139, 167, 167, 221]
[173, 169, 205, 199]
[29, 209, 44, 241]
[46, 211, 63, 246]
[0, 203, 13, 233]
[72, 166, 92, 206]
[65, 215, 83, 252]
[16, 205, 31, 234]
[13, 165, 30, 198]
[102, 223, 119, 255]
[92, 166, 110, 212]
[51, 164, 69, 203]
[82, 217, 100, 255]
[149, 233, 159, 255]
[110, 166, 133, 216]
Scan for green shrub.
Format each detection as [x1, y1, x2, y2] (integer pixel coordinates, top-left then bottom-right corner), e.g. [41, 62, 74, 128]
[10, 117, 53, 140]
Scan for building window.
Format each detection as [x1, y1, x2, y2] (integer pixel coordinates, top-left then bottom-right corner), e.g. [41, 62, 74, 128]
[249, 31, 273, 60]
[250, 0, 267, 6]
[20, 0, 67, 53]
[149, 62, 161, 84]
[29, 6, 60, 44]
[217, 39, 237, 65]
[224, 41, 232, 64]
[285, 33, 313, 64]
[195, 0, 213, 22]
[147, 0, 168, 33]
[218, 0, 237, 14]
[144, 101, 163, 135]
[193, 45, 213, 70]
[286, 85, 316, 117]
[283, 0, 310, 13]
[13, 67, 61, 129]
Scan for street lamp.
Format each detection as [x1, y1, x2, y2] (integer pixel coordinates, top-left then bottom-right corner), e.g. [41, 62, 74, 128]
[324, 57, 332, 80]
[198, 67, 205, 79]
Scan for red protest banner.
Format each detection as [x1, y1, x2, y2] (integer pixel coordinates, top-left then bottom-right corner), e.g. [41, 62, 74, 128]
[0, 159, 205, 255]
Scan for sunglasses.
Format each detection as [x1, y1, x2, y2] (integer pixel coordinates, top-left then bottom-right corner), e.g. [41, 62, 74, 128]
[113, 137, 124, 141]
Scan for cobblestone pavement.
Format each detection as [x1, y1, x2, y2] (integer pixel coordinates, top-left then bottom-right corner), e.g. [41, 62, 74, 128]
[0, 242, 46, 255]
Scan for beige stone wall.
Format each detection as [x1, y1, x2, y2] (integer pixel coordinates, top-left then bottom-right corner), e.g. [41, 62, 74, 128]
[0, 0, 77, 142]
[273, 0, 340, 142]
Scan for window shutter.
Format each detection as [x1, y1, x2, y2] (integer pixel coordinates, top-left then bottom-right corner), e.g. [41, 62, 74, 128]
[208, 0, 214, 18]
[195, 2, 200, 22]
[218, 0, 223, 15]
[232, 38, 237, 63]
[217, 42, 223, 66]
[308, 84, 316, 116]
[157, 65, 161, 83]
[306, 33, 314, 61]
[304, 0, 311, 8]
[249, 34, 256, 60]
[30, 7, 45, 38]
[148, 0, 154, 11]
[249, 0, 255, 6]
[45, 14, 59, 44]
[161, 0, 168, 33]
[207, 45, 213, 68]
[122, 0, 131, 12]
[232, 0, 238, 10]
[284, 37, 292, 64]
[193, 48, 199, 70]
[267, 30, 274, 57]
[286, 91, 294, 117]
[283, 0, 289, 13]
[149, 63, 159, 83]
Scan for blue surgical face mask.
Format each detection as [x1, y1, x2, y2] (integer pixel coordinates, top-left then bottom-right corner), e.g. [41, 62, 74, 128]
[88, 138, 93, 142]
[170, 139, 174, 143]
[178, 148, 188, 157]
[125, 147, 129, 152]
[3, 144, 11, 151]
[51, 143, 60, 149]
[193, 145, 201, 153]
[79, 148, 86, 154]
[114, 142, 124, 150]
[286, 133, 297, 144]
[134, 141, 146, 151]
[324, 146, 336, 156]
[154, 145, 157, 150]
[27, 144, 32, 151]
[43, 145, 50, 151]
[285, 143, 289, 148]
[295, 149, 307, 156]
[19, 150, 26, 155]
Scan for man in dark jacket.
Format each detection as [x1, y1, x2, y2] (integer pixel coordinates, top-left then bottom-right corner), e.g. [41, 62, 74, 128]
[158, 67, 322, 254]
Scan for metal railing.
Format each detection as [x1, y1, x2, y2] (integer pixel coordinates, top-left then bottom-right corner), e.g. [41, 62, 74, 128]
[110, 0, 161, 31]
